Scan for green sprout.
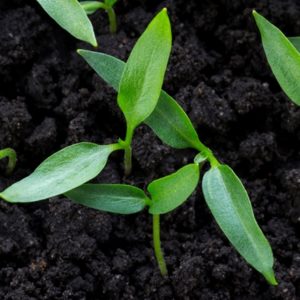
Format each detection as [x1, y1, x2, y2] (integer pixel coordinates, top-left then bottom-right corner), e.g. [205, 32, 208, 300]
[253, 10, 300, 106]
[75, 49, 278, 284]
[36, 0, 119, 47]
[0, 148, 17, 175]
[0, 9, 277, 285]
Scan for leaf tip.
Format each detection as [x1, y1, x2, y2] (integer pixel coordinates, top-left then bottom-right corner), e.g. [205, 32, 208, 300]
[263, 269, 278, 286]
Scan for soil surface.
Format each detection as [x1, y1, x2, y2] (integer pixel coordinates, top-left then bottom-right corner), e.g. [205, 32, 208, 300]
[0, 0, 299, 299]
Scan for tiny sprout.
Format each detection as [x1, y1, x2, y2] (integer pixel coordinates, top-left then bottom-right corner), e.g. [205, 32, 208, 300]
[0, 148, 17, 175]
[253, 10, 300, 106]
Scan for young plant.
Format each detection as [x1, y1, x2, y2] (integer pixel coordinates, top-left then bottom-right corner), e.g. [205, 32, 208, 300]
[253, 10, 300, 106]
[76, 49, 278, 284]
[80, 0, 118, 33]
[0, 10, 171, 199]
[65, 163, 200, 275]
[35, 0, 119, 47]
[0, 148, 16, 175]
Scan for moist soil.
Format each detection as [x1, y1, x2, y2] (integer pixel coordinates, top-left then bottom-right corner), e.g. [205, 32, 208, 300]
[0, 0, 299, 299]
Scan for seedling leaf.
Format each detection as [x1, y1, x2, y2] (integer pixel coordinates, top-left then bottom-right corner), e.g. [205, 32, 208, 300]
[36, 0, 97, 46]
[148, 164, 199, 214]
[0, 143, 115, 203]
[117, 9, 172, 130]
[253, 10, 300, 105]
[202, 164, 277, 285]
[77, 50, 202, 149]
[66, 184, 148, 214]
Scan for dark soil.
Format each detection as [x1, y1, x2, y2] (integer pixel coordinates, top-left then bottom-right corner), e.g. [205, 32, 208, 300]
[0, 0, 299, 299]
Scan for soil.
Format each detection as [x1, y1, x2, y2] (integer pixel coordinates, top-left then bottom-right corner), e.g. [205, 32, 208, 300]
[0, 0, 299, 299]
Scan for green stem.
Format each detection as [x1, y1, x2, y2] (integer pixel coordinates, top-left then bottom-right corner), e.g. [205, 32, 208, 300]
[121, 125, 134, 176]
[106, 7, 117, 33]
[194, 140, 220, 168]
[0, 148, 17, 175]
[80, 1, 106, 14]
[153, 214, 168, 276]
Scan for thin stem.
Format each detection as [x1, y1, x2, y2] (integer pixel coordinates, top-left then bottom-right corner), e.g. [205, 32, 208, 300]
[80, 1, 106, 14]
[153, 214, 168, 276]
[0, 148, 17, 175]
[194, 140, 220, 168]
[106, 7, 117, 33]
[121, 125, 134, 176]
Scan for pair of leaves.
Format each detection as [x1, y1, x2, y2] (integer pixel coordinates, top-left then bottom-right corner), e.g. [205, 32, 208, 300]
[36, 0, 98, 46]
[78, 50, 202, 150]
[253, 11, 300, 105]
[66, 163, 199, 214]
[78, 48, 276, 284]
[0, 143, 117, 203]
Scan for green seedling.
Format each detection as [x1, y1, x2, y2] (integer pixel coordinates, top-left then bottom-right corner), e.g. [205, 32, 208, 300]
[76, 49, 277, 284]
[253, 10, 300, 105]
[0, 10, 171, 200]
[66, 163, 200, 275]
[80, 0, 118, 33]
[36, 0, 119, 46]
[0, 148, 16, 175]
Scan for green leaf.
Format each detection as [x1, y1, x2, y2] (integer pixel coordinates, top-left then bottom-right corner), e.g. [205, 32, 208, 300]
[77, 50, 202, 150]
[65, 184, 148, 214]
[145, 91, 202, 149]
[202, 164, 277, 285]
[289, 37, 300, 52]
[253, 10, 300, 105]
[0, 143, 115, 203]
[148, 164, 199, 214]
[36, 0, 97, 46]
[117, 9, 172, 130]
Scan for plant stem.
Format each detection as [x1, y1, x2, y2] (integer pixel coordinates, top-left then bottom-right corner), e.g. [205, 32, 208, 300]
[194, 140, 220, 168]
[122, 126, 134, 176]
[106, 7, 117, 33]
[153, 214, 168, 276]
[0, 148, 17, 175]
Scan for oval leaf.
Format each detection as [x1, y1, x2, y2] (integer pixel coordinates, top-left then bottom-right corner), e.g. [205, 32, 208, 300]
[202, 164, 277, 285]
[77, 50, 202, 150]
[118, 9, 172, 130]
[253, 10, 300, 105]
[65, 184, 148, 214]
[0, 143, 115, 203]
[36, 0, 97, 46]
[148, 164, 199, 214]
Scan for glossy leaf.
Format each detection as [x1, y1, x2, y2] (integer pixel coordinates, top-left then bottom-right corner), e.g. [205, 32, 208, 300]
[289, 37, 300, 52]
[148, 164, 199, 214]
[36, 0, 97, 46]
[65, 184, 148, 214]
[118, 9, 172, 130]
[77, 50, 202, 150]
[0, 143, 115, 203]
[202, 164, 277, 285]
[253, 10, 300, 105]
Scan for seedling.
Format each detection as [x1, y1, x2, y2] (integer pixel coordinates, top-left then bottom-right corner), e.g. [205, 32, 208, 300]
[0, 148, 16, 175]
[36, 0, 119, 46]
[0, 9, 277, 284]
[75, 49, 278, 284]
[253, 10, 300, 106]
